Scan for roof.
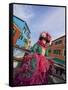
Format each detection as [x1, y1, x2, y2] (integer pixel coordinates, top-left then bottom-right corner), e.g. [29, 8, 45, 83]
[52, 35, 65, 42]
[13, 15, 30, 33]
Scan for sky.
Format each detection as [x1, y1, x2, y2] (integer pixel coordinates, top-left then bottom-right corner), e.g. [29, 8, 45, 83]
[13, 4, 65, 46]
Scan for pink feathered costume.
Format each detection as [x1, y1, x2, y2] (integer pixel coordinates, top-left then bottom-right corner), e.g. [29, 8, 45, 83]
[13, 32, 54, 86]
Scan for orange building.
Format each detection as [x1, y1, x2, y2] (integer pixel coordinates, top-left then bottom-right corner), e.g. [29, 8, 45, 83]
[13, 23, 20, 45]
[48, 35, 66, 65]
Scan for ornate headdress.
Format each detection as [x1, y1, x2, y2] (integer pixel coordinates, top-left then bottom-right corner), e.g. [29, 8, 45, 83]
[39, 32, 52, 43]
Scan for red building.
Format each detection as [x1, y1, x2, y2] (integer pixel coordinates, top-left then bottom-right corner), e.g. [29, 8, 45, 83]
[48, 35, 66, 65]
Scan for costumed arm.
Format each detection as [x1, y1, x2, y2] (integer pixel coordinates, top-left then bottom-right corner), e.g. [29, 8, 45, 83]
[30, 43, 38, 53]
[45, 49, 49, 56]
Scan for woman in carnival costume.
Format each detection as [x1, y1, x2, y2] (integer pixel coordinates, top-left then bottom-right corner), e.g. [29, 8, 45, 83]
[14, 32, 54, 86]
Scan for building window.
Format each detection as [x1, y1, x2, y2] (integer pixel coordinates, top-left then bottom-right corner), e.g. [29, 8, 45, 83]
[53, 50, 61, 55]
[24, 38, 27, 43]
[19, 33, 23, 40]
[48, 49, 51, 53]
[23, 27, 26, 33]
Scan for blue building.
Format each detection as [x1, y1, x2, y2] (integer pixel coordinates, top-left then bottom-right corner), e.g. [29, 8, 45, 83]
[13, 15, 31, 48]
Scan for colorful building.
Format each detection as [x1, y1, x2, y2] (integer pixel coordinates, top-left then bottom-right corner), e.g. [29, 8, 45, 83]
[48, 35, 66, 65]
[13, 23, 20, 45]
[12, 16, 31, 68]
[12, 15, 31, 49]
